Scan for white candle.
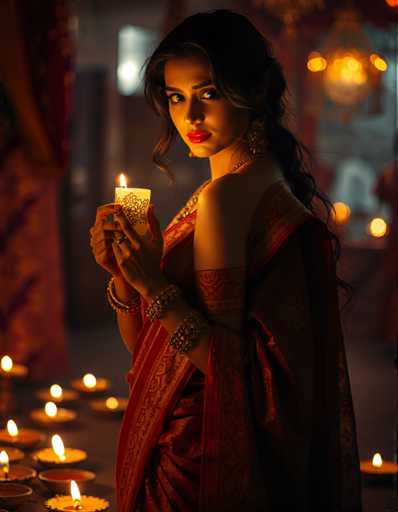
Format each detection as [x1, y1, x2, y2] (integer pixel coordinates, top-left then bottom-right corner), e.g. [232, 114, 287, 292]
[114, 173, 151, 236]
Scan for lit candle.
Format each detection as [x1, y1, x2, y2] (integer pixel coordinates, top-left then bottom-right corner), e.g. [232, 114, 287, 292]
[7, 419, 18, 439]
[71, 480, 82, 510]
[45, 402, 58, 418]
[52, 435, 66, 462]
[114, 173, 151, 236]
[0, 355, 28, 379]
[372, 452, 382, 468]
[0, 450, 9, 480]
[50, 384, 64, 400]
[360, 451, 398, 482]
[83, 374, 96, 389]
[0, 419, 44, 449]
[105, 397, 119, 410]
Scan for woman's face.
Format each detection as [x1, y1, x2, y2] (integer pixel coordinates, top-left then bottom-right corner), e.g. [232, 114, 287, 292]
[164, 54, 250, 158]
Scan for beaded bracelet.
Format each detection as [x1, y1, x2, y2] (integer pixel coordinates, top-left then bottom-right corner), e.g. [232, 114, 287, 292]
[169, 309, 209, 354]
[144, 284, 181, 321]
[106, 277, 141, 315]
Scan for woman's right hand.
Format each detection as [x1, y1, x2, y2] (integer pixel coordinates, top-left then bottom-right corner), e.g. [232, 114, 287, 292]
[89, 203, 123, 276]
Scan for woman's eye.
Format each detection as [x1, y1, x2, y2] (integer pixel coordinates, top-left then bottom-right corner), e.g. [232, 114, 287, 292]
[201, 89, 218, 100]
[167, 93, 182, 104]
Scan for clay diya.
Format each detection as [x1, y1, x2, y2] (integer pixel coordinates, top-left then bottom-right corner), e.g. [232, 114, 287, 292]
[361, 452, 398, 484]
[0, 356, 28, 380]
[45, 480, 109, 511]
[36, 384, 79, 404]
[0, 446, 24, 463]
[30, 401, 76, 426]
[39, 468, 96, 494]
[33, 434, 87, 468]
[0, 482, 33, 508]
[89, 396, 127, 416]
[0, 419, 44, 450]
[0, 450, 36, 483]
[71, 374, 110, 395]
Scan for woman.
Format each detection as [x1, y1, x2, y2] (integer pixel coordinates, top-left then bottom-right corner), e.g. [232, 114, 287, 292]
[90, 10, 362, 511]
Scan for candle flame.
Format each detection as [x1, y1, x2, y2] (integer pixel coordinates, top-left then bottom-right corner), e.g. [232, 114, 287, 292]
[70, 479, 81, 502]
[1, 355, 13, 373]
[118, 173, 128, 188]
[372, 452, 383, 468]
[106, 397, 119, 410]
[83, 373, 97, 389]
[45, 401, 58, 418]
[7, 420, 18, 437]
[0, 450, 9, 478]
[51, 434, 66, 461]
[50, 384, 63, 399]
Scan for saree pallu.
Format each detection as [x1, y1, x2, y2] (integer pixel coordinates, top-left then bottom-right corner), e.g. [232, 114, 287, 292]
[116, 180, 362, 511]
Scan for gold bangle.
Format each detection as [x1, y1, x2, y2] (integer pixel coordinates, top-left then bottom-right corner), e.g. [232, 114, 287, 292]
[145, 284, 181, 321]
[169, 309, 209, 354]
[106, 277, 141, 315]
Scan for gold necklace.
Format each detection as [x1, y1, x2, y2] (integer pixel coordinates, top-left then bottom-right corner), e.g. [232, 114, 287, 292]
[175, 155, 257, 221]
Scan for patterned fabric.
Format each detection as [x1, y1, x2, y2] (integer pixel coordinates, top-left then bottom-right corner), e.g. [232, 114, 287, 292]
[116, 180, 362, 512]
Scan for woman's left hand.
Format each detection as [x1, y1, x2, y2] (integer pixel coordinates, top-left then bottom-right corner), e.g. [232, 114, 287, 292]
[112, 205, 167, 298]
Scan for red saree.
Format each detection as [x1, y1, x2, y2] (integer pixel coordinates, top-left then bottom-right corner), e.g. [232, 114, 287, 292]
[116, 180, 362, 511]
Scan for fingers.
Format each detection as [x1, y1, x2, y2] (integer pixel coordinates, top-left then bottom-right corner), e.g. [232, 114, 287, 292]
[114, 212, 141, 250]
[95, 203, 122, 223]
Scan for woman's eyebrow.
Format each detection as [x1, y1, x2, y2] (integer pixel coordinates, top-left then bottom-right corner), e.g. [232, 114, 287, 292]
[164, 79, 213, 92]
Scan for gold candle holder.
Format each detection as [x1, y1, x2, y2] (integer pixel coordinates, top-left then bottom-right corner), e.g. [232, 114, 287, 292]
[89, 396, 127, 417]
[45, 494, 109, 511]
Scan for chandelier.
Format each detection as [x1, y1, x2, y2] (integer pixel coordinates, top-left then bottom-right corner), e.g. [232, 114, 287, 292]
[306, 8, 388, 107]
[253, 0, 325, 27]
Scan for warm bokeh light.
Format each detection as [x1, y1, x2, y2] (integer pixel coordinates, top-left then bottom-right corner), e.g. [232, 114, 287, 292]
[0, 355, 13, 373]
[332, 202, 351, 224]
[307, 51, 327, 72]
[83, 373, 97, 389]
[45, 402, 58, 418]
[385, 0, 398, 7]
[50, 384, 63, 399]
[372, 452, 383, 467]
[118, 173, 127, 188]
[105, 397, 119, 410]
[370, 53, 388, 72]
[70, 479, 81, 503]
[51, 434, 66, 461]
[7, 420, 18, 437]
[326, 54, 367, 85]
[368, 217, 388, 238]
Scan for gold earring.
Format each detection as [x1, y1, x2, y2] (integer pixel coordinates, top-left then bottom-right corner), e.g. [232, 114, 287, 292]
[247, 119, 267, 156]
[188, 151, 194, 158]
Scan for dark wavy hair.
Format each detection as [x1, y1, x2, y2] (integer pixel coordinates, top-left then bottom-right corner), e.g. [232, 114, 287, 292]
[143, 9, 351, 298]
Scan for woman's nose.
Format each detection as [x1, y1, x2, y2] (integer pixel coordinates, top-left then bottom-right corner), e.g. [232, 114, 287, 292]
[184, 97, 204, 125]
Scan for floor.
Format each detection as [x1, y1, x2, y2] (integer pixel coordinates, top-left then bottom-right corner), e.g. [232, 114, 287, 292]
[64, 316, 397, 512]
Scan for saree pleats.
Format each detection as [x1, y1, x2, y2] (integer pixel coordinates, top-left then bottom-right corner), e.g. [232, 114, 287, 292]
[116, 181, 362, 512]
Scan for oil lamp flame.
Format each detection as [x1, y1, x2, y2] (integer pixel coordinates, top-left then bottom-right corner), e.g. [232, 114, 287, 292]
[45, 401, 58, 418]
[70, 479, 82, 509]
[0, 450, 9, 479]
[106, 397, 119, 410]
[1, 355, 13, 373]
[51, 434, 66, 461]
[118, 173, 127, 188]
[83, 373, 97, 389]
[368, 217, 387, 238]
[7, 419, 18, 437]
[372, 452, 383, 468]
[50, 384, 63, 399]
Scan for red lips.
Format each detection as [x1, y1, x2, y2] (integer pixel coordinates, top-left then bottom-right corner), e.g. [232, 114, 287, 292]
[187, 130, 211, 143]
